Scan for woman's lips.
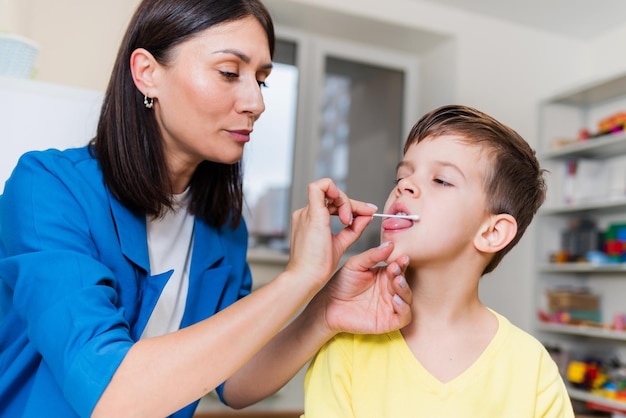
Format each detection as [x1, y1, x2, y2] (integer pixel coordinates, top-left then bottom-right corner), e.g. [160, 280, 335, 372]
[228, 129, 251, 143]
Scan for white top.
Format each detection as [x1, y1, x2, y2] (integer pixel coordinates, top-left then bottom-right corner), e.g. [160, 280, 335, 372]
[141, 190, 194, 339]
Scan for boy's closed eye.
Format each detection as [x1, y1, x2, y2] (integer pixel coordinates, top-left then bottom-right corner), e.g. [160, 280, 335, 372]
[433, 178, 453, 187]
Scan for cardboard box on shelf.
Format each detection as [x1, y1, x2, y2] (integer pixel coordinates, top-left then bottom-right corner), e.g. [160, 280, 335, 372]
[547, 290, 600, 312]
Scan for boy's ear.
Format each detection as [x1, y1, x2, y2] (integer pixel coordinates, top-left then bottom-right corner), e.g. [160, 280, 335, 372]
[474, 214, 517, 254]
[130, 48, 158, 96]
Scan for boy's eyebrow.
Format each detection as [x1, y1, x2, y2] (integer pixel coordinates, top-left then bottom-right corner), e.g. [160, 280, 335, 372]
[212, 48, 274, 70]
[396, 160, 412, 171]
[434, 160, 466, 180]
[397, 160, 466, 180]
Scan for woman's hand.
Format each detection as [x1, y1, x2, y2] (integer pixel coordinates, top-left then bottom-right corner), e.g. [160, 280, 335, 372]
[286, 178, 376, 286]
[313, 242, 412, 336]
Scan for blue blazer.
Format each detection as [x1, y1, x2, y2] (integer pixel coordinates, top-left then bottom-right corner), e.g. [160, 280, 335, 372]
[0, 146, 252, 417]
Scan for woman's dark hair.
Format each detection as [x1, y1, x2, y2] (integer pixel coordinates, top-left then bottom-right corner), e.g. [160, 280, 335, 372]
[91, 0, 275, 227]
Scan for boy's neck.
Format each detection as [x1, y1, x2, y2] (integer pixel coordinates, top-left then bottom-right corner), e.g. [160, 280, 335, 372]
[404, 265, 485, 329]
[400, 290, 499, 384]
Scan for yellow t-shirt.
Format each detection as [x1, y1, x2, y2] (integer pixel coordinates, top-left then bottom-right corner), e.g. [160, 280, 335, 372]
[302, 311, 574, 418]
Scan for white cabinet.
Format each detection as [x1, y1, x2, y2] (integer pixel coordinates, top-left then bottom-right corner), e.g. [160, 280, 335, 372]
[0, 76, 103, 192]
[535, 73, 626, 410]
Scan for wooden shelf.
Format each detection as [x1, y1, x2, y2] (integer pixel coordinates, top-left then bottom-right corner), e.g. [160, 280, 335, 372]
[543, 131, 626, 160]
[569, 387, 626, 412]
[538, 323, 626, 341]
[540, 199, 626, 216]
[539, 263, 626, 274]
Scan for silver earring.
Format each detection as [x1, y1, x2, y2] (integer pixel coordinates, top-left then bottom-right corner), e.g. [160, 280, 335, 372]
[144, 95, 154, 109]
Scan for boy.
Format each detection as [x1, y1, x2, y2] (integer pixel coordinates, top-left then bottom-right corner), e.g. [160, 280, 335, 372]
[302, 105, 574, 417]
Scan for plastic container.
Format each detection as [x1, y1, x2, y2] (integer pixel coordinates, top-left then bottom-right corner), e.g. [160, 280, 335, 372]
[0, 33, 39, 79]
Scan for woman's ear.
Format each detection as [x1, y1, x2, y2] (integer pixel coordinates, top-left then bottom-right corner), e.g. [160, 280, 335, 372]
[130, 48, 158, 96]
[474, 214, 517, 254]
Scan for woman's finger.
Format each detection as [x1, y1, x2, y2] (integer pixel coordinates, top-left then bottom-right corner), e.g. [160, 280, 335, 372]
[308, 178, 341, 213]
[308, 177, 378, 219]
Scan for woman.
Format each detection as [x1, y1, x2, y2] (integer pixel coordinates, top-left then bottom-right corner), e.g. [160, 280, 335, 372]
[0, 0, 411, 417]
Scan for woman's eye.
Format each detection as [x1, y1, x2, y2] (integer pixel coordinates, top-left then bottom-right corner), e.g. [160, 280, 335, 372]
[220, 71, 239, 81]
[394, 177, 403, 185]
[258, 80, 268, 88]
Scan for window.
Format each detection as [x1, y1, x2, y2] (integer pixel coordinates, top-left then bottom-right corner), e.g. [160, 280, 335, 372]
[243, 40, 298, 250]
[244, 31, 418, 254]
[319, 56, 405, 253]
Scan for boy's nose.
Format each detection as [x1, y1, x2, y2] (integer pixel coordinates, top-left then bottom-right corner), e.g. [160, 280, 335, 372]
[397, 178, 419, 197]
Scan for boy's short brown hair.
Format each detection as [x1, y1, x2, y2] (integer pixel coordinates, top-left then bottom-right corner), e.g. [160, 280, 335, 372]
[404, 105, 546, 274]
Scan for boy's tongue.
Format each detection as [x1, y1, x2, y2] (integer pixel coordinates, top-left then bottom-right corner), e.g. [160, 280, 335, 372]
[382, 217, 414, 230]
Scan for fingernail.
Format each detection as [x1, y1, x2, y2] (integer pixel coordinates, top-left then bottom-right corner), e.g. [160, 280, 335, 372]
[379, 241, 391, 248]
[392, 264, 401, 275]
[367, 203, 378, 210]
[393, 294, 405, 306]
[397, 276, 408, 289]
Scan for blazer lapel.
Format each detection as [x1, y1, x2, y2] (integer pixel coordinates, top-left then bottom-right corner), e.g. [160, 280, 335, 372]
[108, 190, 234, 330]
[107, 190, 149, 272]
[182, 219, 231, 327]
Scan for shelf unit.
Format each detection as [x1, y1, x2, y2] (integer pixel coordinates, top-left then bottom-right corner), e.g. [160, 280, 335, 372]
[568, 388, 626, 414]
[536, 72, 626, 412]
[542, 129, 626, 159]
[537, 323, 626, 342]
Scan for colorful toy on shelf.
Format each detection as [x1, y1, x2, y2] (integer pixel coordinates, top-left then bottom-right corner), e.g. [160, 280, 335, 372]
[598, 111, 626, 135]
[556, 218, 601, 263]
[604, 222, 626, 263]
[567, 359, 607, 390]
[571, 111, 626, 145]
[543, 287, 602, 326]
[567, 357, 626, 403]
[578, 128, 590, 141]
[551, 110, 626, 150]
[613, 313, 626, 331]
[551, 221, 626, 265]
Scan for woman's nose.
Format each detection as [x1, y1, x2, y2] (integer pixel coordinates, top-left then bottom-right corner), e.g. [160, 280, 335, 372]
[236, 80, 265, 120]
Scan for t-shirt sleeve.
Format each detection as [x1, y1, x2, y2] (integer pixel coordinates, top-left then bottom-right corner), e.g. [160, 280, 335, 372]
[302, 333, 355, 418]
[534, 348, 575, 418]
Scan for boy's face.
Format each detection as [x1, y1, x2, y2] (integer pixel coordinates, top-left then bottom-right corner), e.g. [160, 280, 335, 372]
[381, 135, 492, 266]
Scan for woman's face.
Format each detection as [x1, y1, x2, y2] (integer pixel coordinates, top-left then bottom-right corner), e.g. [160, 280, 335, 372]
[151, 16, 272, 185]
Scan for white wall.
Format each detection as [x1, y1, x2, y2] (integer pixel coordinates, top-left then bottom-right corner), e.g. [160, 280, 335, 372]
[577, 23, 626, 97]
[4, 0, 626, 333]
[1, 0, 138, 91]
[0, 0, 28, 34]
